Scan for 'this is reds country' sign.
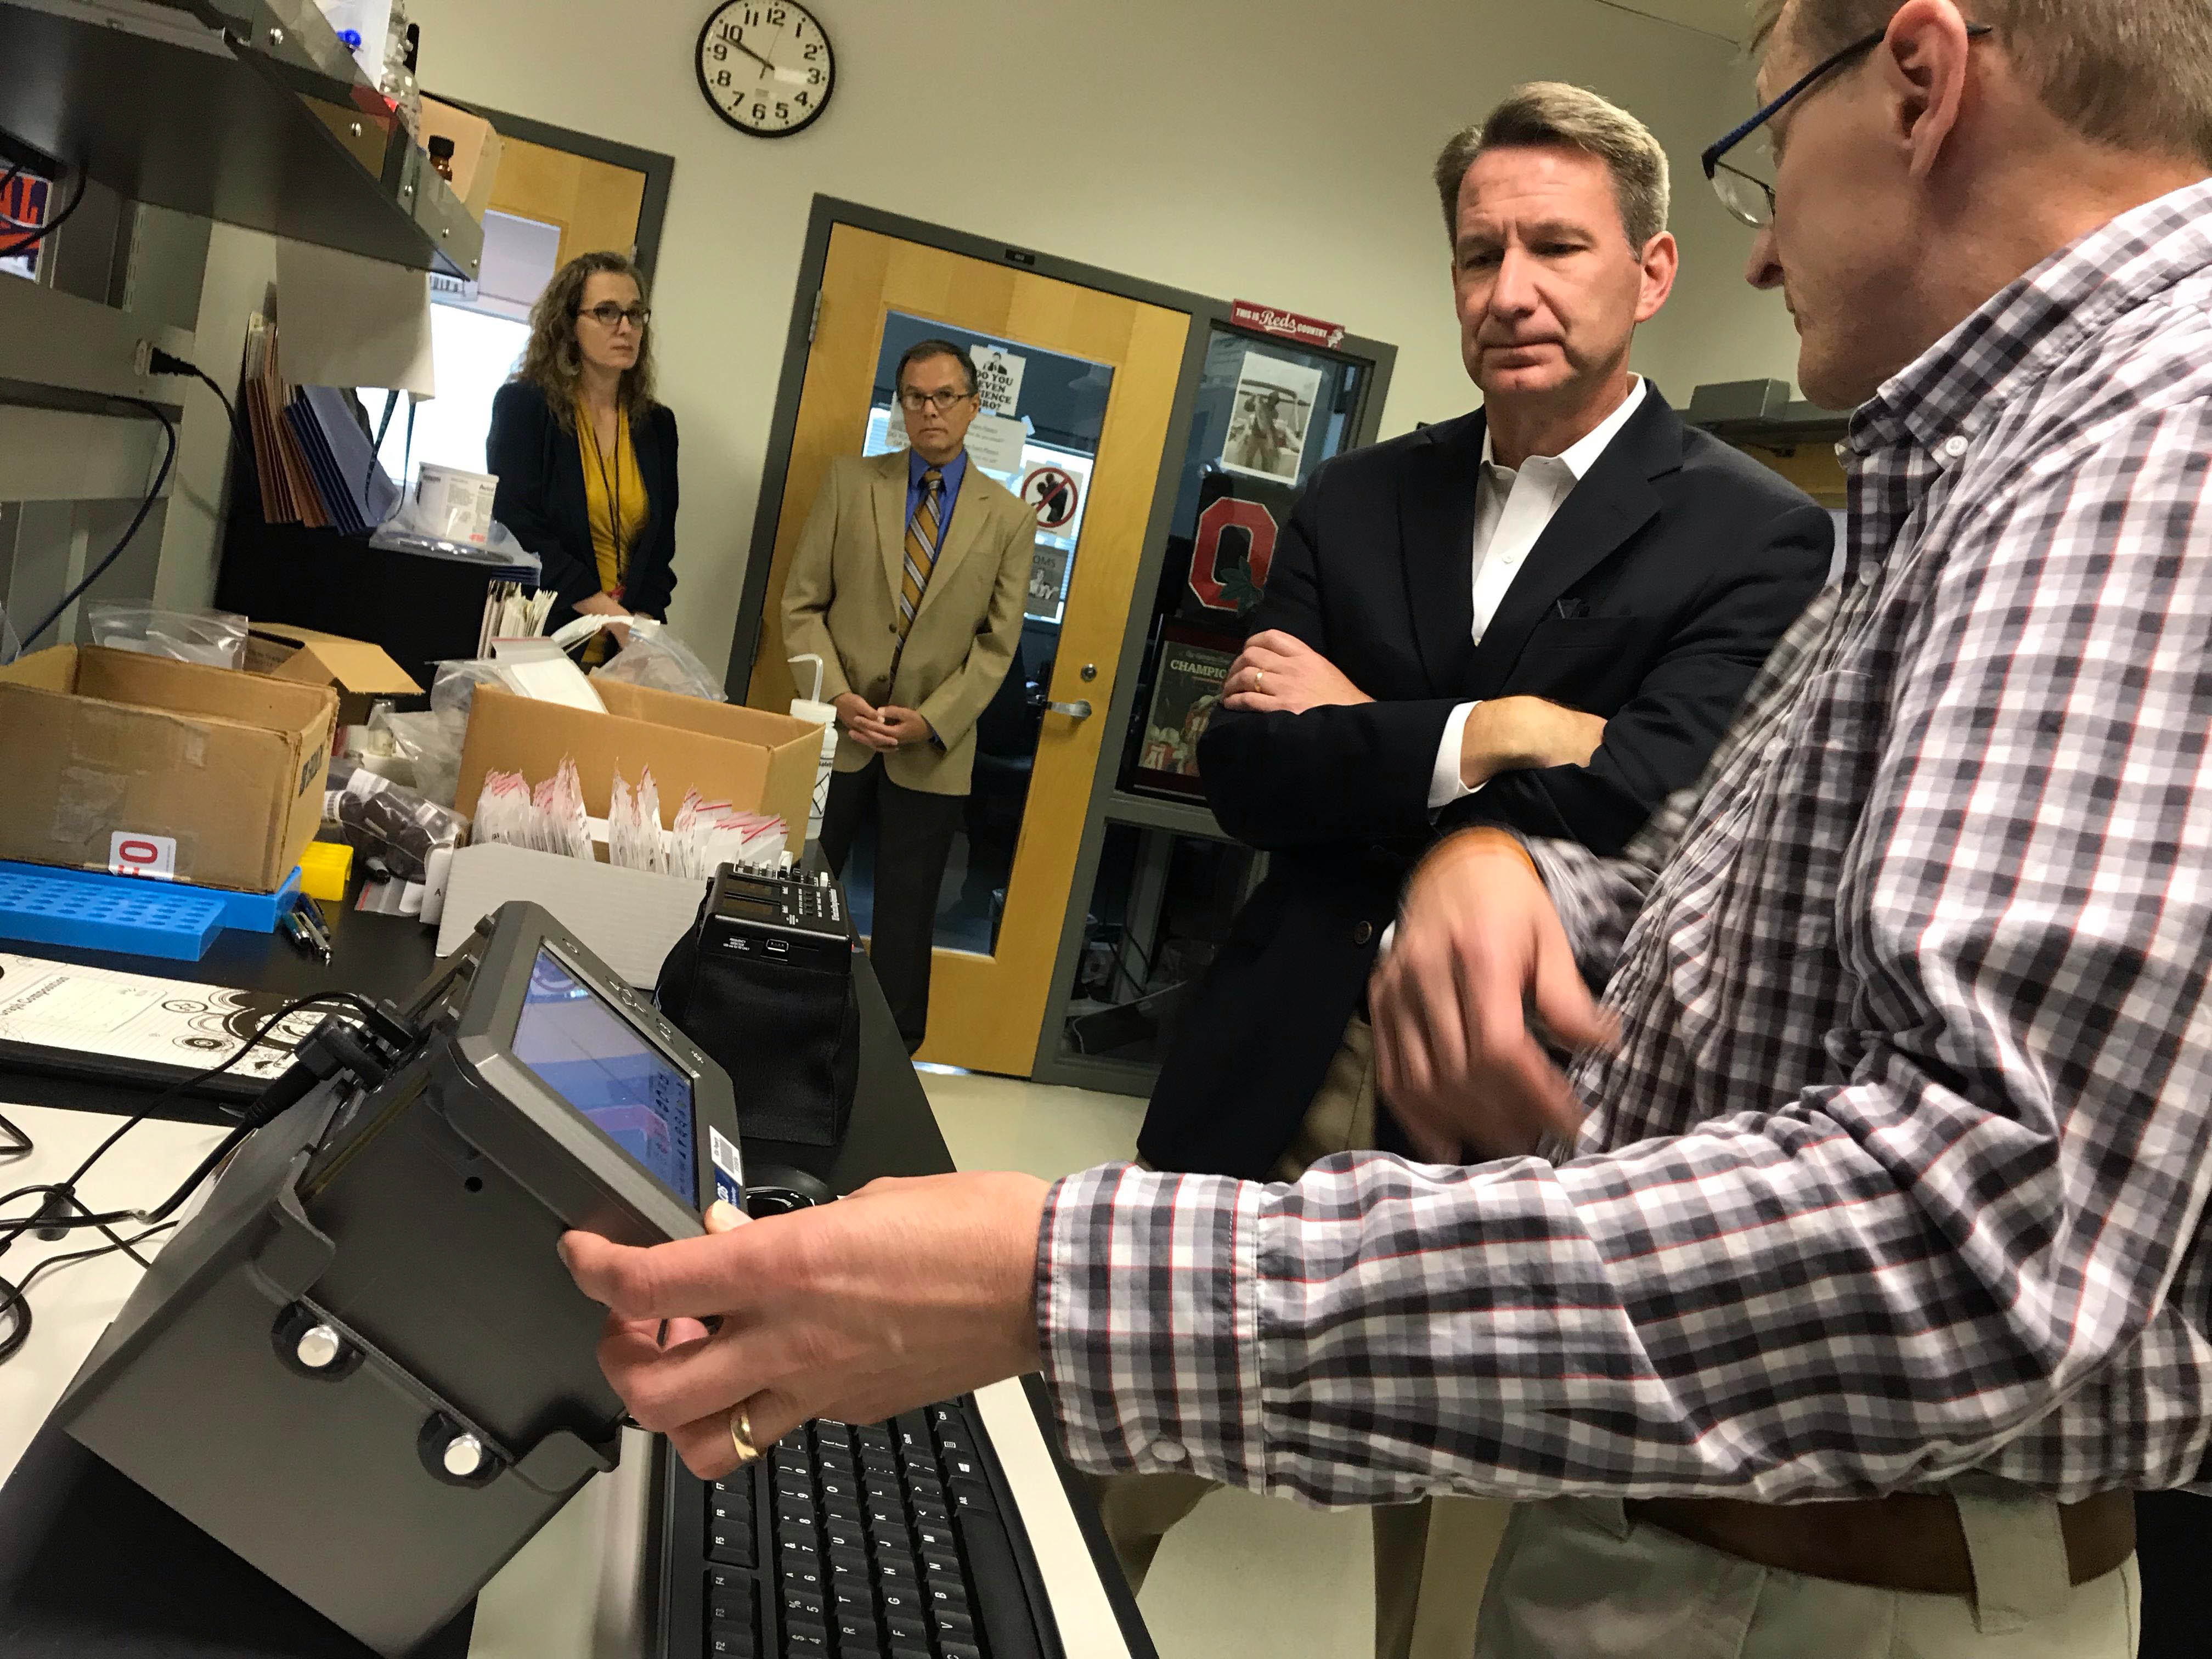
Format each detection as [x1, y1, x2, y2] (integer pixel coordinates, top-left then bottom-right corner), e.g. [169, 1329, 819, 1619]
[1229, 300, 1346, 352]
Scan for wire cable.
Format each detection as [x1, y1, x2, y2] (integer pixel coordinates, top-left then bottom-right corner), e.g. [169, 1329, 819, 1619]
[0, 989, 387, 1368]
[0, 162, 88, 262]
[13, 398, 177, 654]
[0, 990, 383, 1254]
[0, 1221, 178, 1366]
[145, 348, 250, 461]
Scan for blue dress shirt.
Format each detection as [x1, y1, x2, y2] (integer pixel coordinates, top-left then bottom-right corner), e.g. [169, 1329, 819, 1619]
[905, 448, 968, 550]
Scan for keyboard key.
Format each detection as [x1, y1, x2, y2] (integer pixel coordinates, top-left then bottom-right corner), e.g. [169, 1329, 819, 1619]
[833, 1613, 883, 1653]
[913, 1520, 955, 1554]
[933, 1607, 977, 1643]
[922, 1547, 961, 1578]
[940, 1644, 984, 1659]
[828, 1544, 868, 1578]
[706, 1617, 755, 1657]
[707, 1525, 754, 1568]
[877, 1585, 922, 1622]
[708, 1574, 755, 1627]
[783, 1621, 830, 1655]
[884, 1613, 930, 1645]
[927, 1578, 968, 1616]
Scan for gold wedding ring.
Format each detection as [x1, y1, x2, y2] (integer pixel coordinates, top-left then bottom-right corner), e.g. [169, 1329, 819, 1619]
[1255, 669, 1265, 691]
[729, 1404, 761, 1464]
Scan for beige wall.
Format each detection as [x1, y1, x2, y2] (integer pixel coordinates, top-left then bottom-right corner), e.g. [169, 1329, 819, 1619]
[163, 0, 1806, 677]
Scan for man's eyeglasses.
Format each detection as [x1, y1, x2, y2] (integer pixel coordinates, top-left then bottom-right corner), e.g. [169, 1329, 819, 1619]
[898, 388, 974, 414]
[579, 303, 651, 330]
[1701, 22, 1994, 229]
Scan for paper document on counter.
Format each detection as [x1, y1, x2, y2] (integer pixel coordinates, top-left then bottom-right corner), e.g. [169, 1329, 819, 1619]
[0, 953, 348, 1081]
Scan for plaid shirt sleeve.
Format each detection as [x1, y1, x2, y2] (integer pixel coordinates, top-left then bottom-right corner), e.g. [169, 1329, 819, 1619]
[1035, 397, 2212, 1508]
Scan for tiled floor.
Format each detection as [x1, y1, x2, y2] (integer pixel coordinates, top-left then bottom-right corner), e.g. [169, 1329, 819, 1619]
[916, 1066, 1376, 1659]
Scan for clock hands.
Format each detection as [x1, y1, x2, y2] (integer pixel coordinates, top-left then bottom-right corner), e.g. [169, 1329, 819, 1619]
[729, 29, 776, 75]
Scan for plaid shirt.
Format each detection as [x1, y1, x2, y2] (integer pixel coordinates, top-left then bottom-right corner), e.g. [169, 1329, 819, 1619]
[1036, 179, 2212, 1508]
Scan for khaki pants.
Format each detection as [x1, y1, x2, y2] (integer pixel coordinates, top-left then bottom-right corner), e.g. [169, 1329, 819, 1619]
[1096, 1015, 1511, 1659]
[1475, 1492, 2137, 1658]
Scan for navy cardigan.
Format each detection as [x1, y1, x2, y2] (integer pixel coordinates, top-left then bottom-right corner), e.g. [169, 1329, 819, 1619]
[486, 379, 680, 628]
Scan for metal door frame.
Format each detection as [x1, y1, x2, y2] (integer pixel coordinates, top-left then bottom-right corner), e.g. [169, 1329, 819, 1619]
[725, 195, 1395, 1082]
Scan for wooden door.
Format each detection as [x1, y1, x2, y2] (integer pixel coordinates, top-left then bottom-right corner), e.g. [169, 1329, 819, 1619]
[745, 225, 1188, 1074]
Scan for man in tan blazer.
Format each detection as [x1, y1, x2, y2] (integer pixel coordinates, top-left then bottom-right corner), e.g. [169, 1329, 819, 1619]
[781, 339, 1036, 1051]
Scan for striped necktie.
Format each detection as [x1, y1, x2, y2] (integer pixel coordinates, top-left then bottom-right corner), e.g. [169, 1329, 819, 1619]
[894, 466, 944, 649]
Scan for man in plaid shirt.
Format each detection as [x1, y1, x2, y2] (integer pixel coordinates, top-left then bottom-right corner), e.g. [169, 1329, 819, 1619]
[567, 1, 2212, 1651]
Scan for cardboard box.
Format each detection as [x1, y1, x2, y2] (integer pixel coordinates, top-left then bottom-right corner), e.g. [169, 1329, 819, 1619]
[455, 684, 820, 845]
[0, 647, 338, 893]
[242, 623, 422, 730]
[418, 97, 504, 224]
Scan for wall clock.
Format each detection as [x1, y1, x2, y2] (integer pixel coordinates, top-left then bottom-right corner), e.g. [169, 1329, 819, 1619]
[696, 2, 834, 138]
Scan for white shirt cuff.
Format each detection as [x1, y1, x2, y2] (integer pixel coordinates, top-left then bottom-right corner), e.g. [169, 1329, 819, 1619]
[1428, 702, 1482, 811]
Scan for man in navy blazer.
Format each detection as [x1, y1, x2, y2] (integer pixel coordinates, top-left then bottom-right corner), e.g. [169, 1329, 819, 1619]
[1116, 82, 1833, 1659]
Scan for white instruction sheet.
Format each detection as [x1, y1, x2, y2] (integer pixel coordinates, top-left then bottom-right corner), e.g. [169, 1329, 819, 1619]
[0, 953, 338, 1082]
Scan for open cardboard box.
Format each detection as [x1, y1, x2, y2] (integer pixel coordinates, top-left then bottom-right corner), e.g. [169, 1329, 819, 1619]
[242, 623, 422, 730]
[418, 97, 504, 223]
[0, 646, 337, 893]
[455, 683, 820, 848]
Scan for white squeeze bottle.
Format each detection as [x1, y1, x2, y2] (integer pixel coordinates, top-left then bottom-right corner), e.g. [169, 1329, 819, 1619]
[788, 654, 839, 853]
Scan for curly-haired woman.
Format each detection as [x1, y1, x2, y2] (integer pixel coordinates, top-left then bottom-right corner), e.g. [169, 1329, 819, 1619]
[487, 250, 679, 640]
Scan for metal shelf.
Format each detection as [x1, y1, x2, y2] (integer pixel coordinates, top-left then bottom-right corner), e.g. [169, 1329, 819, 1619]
[0, 0, 481, 280]
[1684, 377, 1850, 450]
[1099, 790, 1233, 842]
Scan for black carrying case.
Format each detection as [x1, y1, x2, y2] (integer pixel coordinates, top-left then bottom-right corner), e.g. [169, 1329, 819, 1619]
[656, 867, 859, 1148]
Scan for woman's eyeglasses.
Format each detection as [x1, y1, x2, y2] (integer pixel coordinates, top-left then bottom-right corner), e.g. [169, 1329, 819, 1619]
[579, 303, 651, 330]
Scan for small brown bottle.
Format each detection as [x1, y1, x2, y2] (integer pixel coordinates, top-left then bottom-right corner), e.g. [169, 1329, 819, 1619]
[427, 135, 455, 183]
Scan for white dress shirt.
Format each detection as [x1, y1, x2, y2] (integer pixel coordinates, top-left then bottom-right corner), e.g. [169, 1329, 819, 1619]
[1427, 376, 1648, 809]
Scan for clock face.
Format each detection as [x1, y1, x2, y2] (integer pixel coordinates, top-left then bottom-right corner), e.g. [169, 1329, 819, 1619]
[696, 2, 835, 138]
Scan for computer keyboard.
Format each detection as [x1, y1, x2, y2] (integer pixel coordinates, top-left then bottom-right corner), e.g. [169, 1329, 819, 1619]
[657, 1397, 1062, 1659]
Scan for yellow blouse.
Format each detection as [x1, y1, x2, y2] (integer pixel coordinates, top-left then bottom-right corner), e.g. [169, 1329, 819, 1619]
[575, 398, 648, 597]
[576, 399, 648, 662]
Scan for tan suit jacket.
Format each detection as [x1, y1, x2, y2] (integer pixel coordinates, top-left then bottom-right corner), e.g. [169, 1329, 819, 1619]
[781, 449, 1036, 795]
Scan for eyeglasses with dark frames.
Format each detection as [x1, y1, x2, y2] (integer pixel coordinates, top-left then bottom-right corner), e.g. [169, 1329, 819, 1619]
[897, 388, 976, 414]
[1701, 21, 1994, 229]
[579, 302, 651, 330]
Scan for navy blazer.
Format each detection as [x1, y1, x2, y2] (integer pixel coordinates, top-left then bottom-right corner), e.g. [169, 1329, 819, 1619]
[1138, 388, 1834, 1181]
[487, 379, 680, 628]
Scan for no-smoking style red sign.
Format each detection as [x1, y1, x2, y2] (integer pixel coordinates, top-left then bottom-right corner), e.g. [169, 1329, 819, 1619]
[1020, 464, 1081, 531]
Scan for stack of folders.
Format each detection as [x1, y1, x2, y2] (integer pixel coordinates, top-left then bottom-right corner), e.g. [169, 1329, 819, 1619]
[241, 314, 404, 535]
[477, 583, 558, 655]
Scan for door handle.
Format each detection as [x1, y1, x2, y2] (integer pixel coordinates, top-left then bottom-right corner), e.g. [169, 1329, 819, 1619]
[1046, 699, 1093, 719]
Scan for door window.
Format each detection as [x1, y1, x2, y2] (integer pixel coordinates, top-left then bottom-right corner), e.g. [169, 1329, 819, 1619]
[1116, 326, 1371, 800]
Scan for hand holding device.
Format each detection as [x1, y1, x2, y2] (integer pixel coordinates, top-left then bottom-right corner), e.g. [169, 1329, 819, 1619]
[1368, 828, 1615, 1161]
[561, 1169, 1048, 1481]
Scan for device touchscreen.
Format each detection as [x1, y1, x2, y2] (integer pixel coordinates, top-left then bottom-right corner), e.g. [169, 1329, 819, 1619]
[512, 947, 697, 1203]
